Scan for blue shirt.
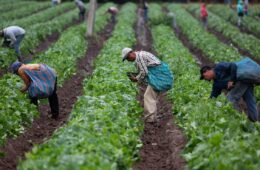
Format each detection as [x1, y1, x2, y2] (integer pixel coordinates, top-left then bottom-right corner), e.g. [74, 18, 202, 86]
[210, 62, 237, 98]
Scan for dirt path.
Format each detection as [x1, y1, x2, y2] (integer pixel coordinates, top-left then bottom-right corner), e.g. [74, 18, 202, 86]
[187, 10, 260, 65]
[133, 7, 186, 170]
[0, 7, 77, 77]
[0, 21, 115, 170]
[211, 8, 260, 40]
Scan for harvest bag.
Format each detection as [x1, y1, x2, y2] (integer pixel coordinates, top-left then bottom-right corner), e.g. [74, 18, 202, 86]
[147, 62, 173, 92]
[236, 57, 260, 85]
[25, 64, 57, 98]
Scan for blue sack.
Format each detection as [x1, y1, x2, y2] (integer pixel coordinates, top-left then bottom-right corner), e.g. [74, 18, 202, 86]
[146, 62, 174, 92]
[236, 57, 260, 85]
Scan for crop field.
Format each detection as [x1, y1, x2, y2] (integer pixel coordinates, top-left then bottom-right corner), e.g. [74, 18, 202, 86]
[0, 1, 260, 170]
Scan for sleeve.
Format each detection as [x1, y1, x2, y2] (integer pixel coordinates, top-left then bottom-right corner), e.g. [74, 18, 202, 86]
[210, 82, 222, 98]
[7, 31, 16, 44]
[136, 55, 148, 82]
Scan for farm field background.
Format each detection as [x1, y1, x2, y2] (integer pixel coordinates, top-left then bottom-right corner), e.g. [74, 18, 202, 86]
[0, 1, 260, 170]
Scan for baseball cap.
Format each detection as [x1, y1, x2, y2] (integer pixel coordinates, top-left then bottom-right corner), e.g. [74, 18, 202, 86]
[11, 61, 22, 75]
[122, 47, 132, 62]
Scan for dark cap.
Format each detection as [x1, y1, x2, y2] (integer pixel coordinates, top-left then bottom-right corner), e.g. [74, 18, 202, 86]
[11, 61, 22, 75]
[200, 65, 212, 80]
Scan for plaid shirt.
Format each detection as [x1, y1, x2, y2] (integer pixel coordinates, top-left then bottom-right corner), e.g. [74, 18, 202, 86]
[134, 51, 161, 82]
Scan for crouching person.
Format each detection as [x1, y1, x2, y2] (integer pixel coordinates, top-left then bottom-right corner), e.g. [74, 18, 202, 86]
[200, 57, 260, 122]
[11, 61, 59, 119]
[122, 48, 173, 123]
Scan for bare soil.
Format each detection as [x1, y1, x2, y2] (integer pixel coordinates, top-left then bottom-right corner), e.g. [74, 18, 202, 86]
[187, 10, 260, 65]
[133, 7, 186, 170]
[0, 21, 115, 170]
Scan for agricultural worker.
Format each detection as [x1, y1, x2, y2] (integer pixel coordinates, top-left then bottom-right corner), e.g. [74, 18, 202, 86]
[200, 58, 260, 122]
[11, 61, 59, 119]
[106, 7, 118, 23]
[0, 26, 25, 62]
[75, 0, 86, 21]
[237, 0, 244, 27]
[143, 1, 148, 23]
[122, 48, 173, 123]
[51, 0, 58, 6]
[244, 0, 249, 16]
[200, 3, 208, 29]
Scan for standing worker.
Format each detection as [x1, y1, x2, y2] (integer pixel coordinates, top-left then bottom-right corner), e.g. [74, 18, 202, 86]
[244, 0, 249, 16]
[75, 0, 86, 21]
[122, 48, 173, 123]
[200, 57, 260, 122]
[200, 3, 208, 29]
[106, 7, 118, 23]
[237, 0, 244, 27]
[143, 1, 148, 23]
[11, 61, 59, 119]
[0, 26, 25, 62]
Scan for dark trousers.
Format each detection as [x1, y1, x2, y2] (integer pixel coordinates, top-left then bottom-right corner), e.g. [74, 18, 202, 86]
[30, 79, 59, 118]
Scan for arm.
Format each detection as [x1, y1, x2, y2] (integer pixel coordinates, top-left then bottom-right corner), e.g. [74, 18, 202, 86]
[210, 82, 222, 98]
[135, 55, 148, 82]
[7, 31, 16, 45]
[18, 68, 31, 92]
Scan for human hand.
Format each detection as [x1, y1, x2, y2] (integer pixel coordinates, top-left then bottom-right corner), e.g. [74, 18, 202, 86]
[130, 76, 138, 82]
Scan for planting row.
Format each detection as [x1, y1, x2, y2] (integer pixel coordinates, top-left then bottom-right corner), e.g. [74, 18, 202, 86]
[0, 1, 35, 13]
[168, 4, 240, 62]
[19, 3, 143, 169]
[187, 4, 260, 60]
[208, 4, 260, 38]
[0, 7, 79, 69]
[0, 1, 50, 23]
[0, 3, 111, 148]
[152, 23, 260, 170]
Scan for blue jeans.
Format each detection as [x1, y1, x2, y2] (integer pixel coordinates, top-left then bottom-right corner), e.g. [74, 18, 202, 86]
[227, 82, 259, 122]
[13, 34, 25, 61]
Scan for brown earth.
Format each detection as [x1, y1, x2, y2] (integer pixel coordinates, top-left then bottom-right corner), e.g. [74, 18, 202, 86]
[0, 21, 115, 170]
[187, 10, 260, 65]
[133, 7, 186, 170]
[0, 7, 77, 77]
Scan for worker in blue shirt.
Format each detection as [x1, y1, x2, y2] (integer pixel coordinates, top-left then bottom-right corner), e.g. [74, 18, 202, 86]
[200, 62, 259, 122]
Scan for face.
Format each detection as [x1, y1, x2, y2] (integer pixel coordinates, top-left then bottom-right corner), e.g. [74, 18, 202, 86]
[126, 52, 136, 62]
[202, 70, 215, 81]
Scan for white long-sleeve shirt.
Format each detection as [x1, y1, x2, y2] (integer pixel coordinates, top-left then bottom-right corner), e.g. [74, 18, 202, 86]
[3, 26, 25, 43]
[134, 51, 161, 82]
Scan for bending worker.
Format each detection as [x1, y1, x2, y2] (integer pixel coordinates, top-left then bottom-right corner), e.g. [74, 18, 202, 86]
[200, 58, 260, 122]
[122, 48, 173, 123]
[0, 26, 25, 61]
[11, 61, 59, 119]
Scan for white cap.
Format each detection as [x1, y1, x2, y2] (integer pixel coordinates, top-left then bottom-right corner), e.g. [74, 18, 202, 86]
[122, 47, 132, 61]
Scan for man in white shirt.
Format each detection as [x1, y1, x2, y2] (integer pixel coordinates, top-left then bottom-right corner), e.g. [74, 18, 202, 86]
[0, 26, 26, 61]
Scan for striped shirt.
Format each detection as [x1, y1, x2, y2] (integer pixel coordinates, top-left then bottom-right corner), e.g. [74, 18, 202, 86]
[134, 51, 161, 82]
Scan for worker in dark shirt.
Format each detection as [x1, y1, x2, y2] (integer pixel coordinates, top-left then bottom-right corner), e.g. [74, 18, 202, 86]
[200, 62, 259, 122]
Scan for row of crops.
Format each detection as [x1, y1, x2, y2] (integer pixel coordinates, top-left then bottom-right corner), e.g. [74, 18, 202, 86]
[0, 1, 260, 169]
[19, 3, 143, 169]
[0, 2, 77, 68]
[147, 3, 260, 169]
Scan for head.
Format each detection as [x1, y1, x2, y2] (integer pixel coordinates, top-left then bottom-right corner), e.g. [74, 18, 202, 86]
[11, 61, 23, 75]
[200, 66, 215, 81]
[202, 3, 206, 7]
[122, 47, 136, 62]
